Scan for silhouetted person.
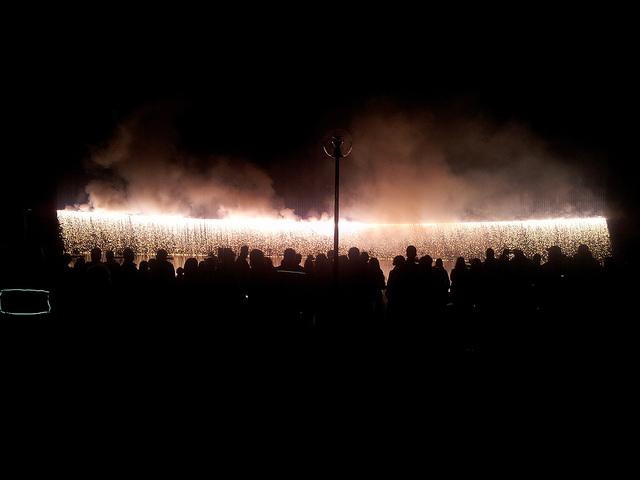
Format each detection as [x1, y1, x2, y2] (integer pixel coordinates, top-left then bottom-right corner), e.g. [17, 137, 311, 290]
[279, 248, 304, 273]
[433, 258, 450, 310]
[114, 247, 139, 314]
[146, 251, 174, 317]
[304, 255, 315, 275]
[397, 245, 421, 320]
[450, 257, 471, 310]
[235, 245, 250, 285]
[385, 255, 406, 321]
[468, 258, 484, 309]
[139, 260, 149, 276]
[153, 249, 175, 284]
[86, 247, 102, 268]
[347, 246, 361, 268]
[497, 248, 511, 275]
[368, 257, 386, 320]
[508, 249, 535, 312]
[309, 253, 332, 322]
[105, 250, 120, 276]
[84, 253, 112, 318]
[119, 248, 138, 286]
[342, 246, 370, 324]
[245, 249, 275, 326]
[177, 257, 202, 316]
[418, 255, 436, 310]
[539, 245, 567, 315]
[483, 248, 498, 270]
[276, 248, 307, 327]
[73, 256, 87, 283]
[406, 245, 418, 266]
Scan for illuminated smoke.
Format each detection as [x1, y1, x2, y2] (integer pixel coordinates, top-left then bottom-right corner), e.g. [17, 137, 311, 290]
[340, 101, 606, 223]
[77, 101, 295, 220]
[70, 98, 606, 223]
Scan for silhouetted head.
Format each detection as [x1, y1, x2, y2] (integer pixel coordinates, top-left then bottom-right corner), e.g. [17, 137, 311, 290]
[455, 256, 467, 270]
[577, 244, 592, 257]
[123, 248, 135, 262]
[304, 255, 315, 272]
[348, 247, 360, 261]
[419, 255, 433, 268]
[139, 260, 148, 272]
[369, 257, 380, 270]
[249, 249, 265, 268]
[470, 258, 482, 270]
[532, 253, 542, 266]
[221, 248, 235, 265]
[393, 255, 405, 267]
[486, 248, 495, 260]
[406, 245, 417, 260]
[184, 257, 199, 276]
[157, 249, 168, 261]
[283, 248, 296, 262]
[435, 258, 443, 268]
[547, 245, 562, 261]
[205, 257, 217, 271]
[105, 250, 115, 261]
[90, 247, 101, 263]
[315, 253, 329, 272]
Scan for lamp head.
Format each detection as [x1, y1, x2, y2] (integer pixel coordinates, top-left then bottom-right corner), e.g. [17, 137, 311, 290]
[323, 129, 352, 159]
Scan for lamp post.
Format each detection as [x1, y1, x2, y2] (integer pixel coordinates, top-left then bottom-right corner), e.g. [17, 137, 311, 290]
[323, 129, 352, 283]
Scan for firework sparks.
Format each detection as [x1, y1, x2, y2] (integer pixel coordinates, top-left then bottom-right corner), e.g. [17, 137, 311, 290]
[57, 211, 612, 262]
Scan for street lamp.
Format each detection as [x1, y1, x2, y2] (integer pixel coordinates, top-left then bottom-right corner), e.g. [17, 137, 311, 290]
[323, 129, 352, 281]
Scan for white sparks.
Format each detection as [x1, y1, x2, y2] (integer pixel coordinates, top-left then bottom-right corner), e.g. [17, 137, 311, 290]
[57, 211, 612, 262]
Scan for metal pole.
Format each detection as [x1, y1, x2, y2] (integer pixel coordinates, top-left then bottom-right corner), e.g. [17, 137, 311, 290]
[334, 154, 340, 283]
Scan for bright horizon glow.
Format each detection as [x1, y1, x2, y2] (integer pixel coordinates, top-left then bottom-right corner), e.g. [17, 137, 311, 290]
[58, 210, 607, 227]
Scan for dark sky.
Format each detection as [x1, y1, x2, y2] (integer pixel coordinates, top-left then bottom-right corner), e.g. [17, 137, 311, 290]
[5, 8, 638, 224]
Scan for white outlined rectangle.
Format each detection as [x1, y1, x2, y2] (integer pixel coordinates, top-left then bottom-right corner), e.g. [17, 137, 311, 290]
[0, 289, 51, 316]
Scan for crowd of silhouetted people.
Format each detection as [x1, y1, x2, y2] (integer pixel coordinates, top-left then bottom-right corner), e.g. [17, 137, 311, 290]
[2, 239, 635, 360]
[1, 241, 626, 323]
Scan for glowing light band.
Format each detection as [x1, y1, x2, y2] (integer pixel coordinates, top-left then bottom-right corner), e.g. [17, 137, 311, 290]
[57, 211, 612, 262]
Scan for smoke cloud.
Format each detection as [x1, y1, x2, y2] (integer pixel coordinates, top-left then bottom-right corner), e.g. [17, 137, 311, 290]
[72, 98, 603, 223]
[76, 101, 295, 219]
[341, 100, 602, 222]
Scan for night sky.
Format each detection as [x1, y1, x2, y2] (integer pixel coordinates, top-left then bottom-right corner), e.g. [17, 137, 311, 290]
[4, 8, 638, 255]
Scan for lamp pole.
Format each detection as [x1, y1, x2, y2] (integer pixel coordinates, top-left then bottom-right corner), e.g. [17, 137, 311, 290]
[332, 137, 343, 283]
[323, 130, 352, 285]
